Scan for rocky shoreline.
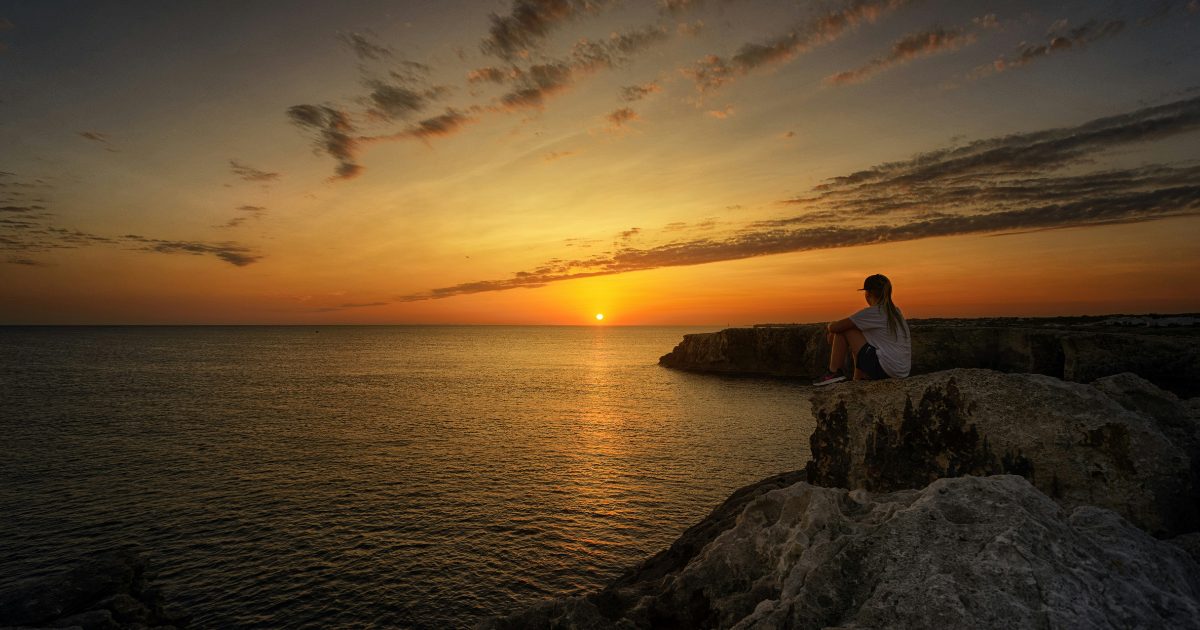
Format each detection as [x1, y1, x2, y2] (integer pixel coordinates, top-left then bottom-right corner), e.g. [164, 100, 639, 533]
[658, 324, 1200, 398]
[480, 326, 1200, 629]
[0, 551, 191, 630]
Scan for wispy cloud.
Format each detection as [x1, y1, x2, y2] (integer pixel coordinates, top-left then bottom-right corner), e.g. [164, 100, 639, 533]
[684, 0, 911, 93]
[121, 235, 262, 266]
[229, 159, 281, 182]
[466, 66, 511, 85]
[619, 80, 662, 102]
[826, 25, 971, 85]
[337, 32, 393, 61]
[598, 107, 640, 134]
[544, 149, 583, 161]
[971, 18, 1125, 78]
[493, 26, 671, 112]
[480, 0, 613, 60]
[705, 104, 734, 118]
[286, 105, 363, 180]
[363, 76, 452, 122]
[78, 132, 119, 152]
[660, 0, 702, 16]
[5, 257, 48, 266]
[396, 97, 1200, 301]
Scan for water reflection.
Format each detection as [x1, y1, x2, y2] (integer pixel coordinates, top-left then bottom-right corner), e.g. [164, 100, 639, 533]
[1, 326, 813, 629]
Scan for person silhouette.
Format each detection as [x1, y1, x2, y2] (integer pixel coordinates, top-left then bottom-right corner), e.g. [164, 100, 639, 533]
[813, 274, 911, 386]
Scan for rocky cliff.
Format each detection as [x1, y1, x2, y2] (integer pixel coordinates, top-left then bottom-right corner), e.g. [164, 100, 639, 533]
[658, 325, 1200, 397]
[478, 476, 1200, 630]
[806, 369, 1200, 538]
[478, 369, 1200, 629]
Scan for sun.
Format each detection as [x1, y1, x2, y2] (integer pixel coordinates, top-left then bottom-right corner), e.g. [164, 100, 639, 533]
[596, 314, 604, 320]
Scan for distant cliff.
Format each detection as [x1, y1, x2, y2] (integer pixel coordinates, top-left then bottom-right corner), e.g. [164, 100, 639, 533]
[658, 324, 1200, 398]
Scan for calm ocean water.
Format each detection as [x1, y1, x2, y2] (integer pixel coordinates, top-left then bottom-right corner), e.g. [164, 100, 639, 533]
[0, 326, 814, 629]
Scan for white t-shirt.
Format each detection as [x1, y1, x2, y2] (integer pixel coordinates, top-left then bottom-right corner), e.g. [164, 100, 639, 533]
[849, 304, 912, 378]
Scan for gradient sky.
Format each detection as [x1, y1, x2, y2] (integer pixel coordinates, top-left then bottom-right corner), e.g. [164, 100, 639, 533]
[2, 0, 1199, 324]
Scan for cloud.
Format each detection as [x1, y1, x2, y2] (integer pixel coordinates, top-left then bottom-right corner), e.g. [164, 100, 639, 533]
[397, 97, 1200, 301]
[337, 32, 393, 60]
[705, 104, 734, 118]
[782, 131, 796, 138]
[466, 66, 511, 84]
[825, 25, 970, 86]
[480, 0, 611, 60]
[121, 235, 262, 266]
[544, 149, 583, 161]
[972, 18, 1125, 78]
[496, 62, 576, 111]
[309, 301, 389, 313]
[0, 18, 14, 28]
[495, 25, 671, 111]
[228, 159, 281, 182]
[619, 80, 662, 102]
[685, 0, 910, 92]
[599, 107, 640, 134]
[677, 21, 705, 37]
[1, 206, 33, 212]
[78, 131, 119, 152]
[660, 0, 702, 15]
[215, 217, 248, 229]
[384, 107, 482, 143]
[6, 258, 48, 267]
[973, 14, 999, 29]
[363, 79, 451, 121]
[236, 205, 266, 218]
[286, 105, 363, 180]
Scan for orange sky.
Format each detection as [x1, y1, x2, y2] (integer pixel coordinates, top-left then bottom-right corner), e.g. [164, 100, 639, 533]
[2, 0, 1199, 324]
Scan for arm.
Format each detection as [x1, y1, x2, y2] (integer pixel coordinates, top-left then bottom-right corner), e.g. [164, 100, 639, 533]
[826, 317, 858, 344]
[827, 317, 857, 333]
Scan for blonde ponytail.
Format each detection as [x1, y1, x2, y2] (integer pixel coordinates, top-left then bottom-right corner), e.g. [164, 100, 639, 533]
[869, 276, 908, 340]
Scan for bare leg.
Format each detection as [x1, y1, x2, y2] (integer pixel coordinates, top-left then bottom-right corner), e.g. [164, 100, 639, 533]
[842, 328, 869, 380]
[828, 332, 848, 371]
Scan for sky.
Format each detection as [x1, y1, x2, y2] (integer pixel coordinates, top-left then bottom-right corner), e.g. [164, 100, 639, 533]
[2, 0, 1199, 324]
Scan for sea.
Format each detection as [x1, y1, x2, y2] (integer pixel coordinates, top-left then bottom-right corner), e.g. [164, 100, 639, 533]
[0, 326, 815, 629]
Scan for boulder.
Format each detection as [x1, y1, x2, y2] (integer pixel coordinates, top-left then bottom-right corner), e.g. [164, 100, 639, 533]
[0, 551, 189, 630]
[477, 476, 1200, 629]
[44, 610, 115, 630]
[659, 325, 1200, 398]
[0, 551, 146, 627]
[805, 369, 1198, 537]
[1171, 532, 1200, 564]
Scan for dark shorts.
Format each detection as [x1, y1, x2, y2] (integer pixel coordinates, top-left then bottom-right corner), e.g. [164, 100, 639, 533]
[856, 344, 891, 380]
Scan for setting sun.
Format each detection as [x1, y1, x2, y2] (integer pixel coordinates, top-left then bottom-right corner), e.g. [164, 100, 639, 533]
[596, 314, 604, 320]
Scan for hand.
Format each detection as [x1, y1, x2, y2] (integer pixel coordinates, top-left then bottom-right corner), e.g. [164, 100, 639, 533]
[827, 331, 835, 345]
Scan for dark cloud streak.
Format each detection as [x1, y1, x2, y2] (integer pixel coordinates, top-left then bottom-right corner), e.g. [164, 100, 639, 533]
[397, 97, 1200, 301]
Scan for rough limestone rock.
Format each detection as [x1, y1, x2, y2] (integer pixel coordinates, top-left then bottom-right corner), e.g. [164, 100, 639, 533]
[0, 551, 190, 630]
[477, 476, 1200, 630]
[659, 325, 1200, 397]
[805, 369, 1198, 538]
[1172, 532, 1200, 564]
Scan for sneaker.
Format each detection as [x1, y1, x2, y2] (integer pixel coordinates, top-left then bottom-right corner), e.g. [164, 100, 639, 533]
[813, 369, 846, 387]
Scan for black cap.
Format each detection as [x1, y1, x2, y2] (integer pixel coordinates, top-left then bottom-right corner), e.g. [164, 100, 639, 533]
[858, 274, 888, 292]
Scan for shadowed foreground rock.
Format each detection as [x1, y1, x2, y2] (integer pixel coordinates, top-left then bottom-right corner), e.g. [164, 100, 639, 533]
[477, 476, 1200, 629]
[0, 550, 191, 630]
[806, 369, 1200, 538]
[659, 325, 1200, 397]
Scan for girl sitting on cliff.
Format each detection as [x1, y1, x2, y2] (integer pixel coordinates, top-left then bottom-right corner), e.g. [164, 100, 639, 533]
[813, 274, 911, 386]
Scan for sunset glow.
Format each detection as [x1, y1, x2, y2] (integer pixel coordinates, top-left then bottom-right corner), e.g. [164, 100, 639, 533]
[2, 1, 1199, 323]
